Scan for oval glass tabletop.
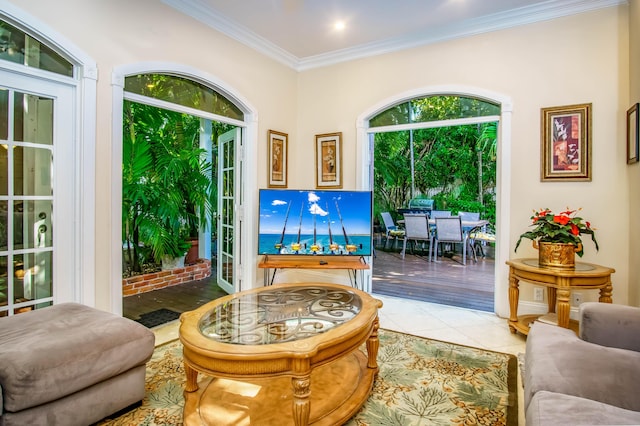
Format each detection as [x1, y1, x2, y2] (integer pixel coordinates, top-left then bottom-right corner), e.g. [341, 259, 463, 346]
[198, 286, 362, 345]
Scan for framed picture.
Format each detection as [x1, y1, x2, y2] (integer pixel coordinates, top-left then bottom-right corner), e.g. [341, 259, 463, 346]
[540, 103, 592, 182]
[627, 103, 639, 164]
[315, 132, 342, 188]
[268, 130, 288, 188]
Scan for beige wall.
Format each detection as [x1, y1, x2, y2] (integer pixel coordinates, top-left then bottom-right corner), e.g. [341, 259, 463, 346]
[298, 7, 634, 307]
[9, 1, 637, 310]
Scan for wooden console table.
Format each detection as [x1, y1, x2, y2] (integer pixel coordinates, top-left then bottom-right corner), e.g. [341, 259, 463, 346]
[506, 258, 614, 335]
[258, 255, 369, 288]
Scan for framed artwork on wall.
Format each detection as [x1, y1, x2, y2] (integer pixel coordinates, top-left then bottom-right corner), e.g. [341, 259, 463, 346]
[268, 130, 288, 188]
[627, 103, 639, 164]
[315, 132, 342, 188]
[540, 103, 592, 182]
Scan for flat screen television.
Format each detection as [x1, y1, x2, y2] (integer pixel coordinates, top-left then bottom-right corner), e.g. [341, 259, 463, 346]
[258, 189, 373, 256]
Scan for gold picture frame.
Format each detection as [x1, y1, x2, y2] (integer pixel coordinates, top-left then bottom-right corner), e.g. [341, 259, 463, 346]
[540, 103, 592, 182]
[315, 132, 342, 188]
[268, 130, 288, 188]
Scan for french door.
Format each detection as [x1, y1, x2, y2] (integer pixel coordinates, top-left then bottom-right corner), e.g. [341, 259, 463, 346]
[0, 70, 76, 316]
[217, 127, 242, 294]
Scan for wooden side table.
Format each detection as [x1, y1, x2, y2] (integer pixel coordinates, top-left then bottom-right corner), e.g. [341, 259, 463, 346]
[506, 258, 615, 335]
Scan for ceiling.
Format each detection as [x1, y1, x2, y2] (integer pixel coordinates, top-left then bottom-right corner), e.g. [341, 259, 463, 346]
[162, 0, 622, 71]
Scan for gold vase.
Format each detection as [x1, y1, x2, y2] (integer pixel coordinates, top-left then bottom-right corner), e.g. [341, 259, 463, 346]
[533, 241, 581, 268]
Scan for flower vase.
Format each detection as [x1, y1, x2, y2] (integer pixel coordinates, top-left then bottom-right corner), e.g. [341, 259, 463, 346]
[533, 241, 581, 268]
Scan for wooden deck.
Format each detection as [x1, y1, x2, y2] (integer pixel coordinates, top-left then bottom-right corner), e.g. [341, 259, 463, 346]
[124, 246, 496, 324]
[372, 247, 495, 312]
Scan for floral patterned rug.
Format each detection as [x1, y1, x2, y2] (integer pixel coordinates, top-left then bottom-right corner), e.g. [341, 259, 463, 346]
[97, 329, 517, 426]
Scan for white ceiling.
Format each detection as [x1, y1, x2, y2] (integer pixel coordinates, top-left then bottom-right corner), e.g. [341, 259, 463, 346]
[162, 0, 622, 70]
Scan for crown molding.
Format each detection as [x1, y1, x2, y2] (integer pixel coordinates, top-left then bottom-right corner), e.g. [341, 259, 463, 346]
[163, 0, 625, 72]
[161, 0, 299, 69]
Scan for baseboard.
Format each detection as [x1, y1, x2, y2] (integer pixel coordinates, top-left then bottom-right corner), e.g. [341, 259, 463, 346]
[518, 300, 581, 321]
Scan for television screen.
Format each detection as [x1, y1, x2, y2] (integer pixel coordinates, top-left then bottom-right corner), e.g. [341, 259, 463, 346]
[258, 189, 373, 256]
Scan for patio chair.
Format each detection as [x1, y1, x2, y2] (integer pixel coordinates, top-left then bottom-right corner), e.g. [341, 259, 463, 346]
[380, 212, 404, 249]
[400, 214, 433, 260]
[458, 211, 480, 221]
[459, 211, 482, 235]
[433, 216, 471, 265]
[430, 210, 452, 218]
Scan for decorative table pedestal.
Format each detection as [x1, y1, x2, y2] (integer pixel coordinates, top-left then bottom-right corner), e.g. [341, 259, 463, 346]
[179, 282, 382, 426]
[506, 258, 614, 335]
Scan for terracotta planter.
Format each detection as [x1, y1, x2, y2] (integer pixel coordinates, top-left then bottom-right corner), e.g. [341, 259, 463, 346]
[533, 240, 581, 268]
[185, 239, 199, 265]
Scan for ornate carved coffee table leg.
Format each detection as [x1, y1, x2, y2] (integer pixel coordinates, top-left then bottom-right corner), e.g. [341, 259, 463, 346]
[184, 363, 199, 393]
[291, 359, 311, 426]
[366, 316, 380, 372]
[508, 271, 519, 333]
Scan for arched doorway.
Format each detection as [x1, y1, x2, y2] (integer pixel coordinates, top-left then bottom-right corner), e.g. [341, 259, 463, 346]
[357, 85, 513, 318]
[111, 63, 259, 315]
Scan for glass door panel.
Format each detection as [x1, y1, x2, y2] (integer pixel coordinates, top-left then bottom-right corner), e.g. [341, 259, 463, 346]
[0, 86, 56, 316]
[217, 128, 240, 294]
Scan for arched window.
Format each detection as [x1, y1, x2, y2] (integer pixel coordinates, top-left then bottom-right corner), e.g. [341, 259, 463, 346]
[0, 19, 73, 76]
[124, 73, 243, 120]
[369, 95, 500, 127]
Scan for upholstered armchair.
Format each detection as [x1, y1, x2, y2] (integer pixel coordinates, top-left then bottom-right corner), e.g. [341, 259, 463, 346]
[524, 302, 640, 425]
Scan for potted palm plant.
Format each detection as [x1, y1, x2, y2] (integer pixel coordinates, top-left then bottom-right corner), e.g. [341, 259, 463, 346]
[515, 207, 598, 268]
[143, 145, 212, 269]
[122, 102, 212, 272]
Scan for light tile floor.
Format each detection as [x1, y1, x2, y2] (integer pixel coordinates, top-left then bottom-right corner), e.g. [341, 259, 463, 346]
[152, 293, 527, 425]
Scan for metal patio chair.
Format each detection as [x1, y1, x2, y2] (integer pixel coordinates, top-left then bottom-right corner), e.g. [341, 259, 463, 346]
[400, 213, 433, 260]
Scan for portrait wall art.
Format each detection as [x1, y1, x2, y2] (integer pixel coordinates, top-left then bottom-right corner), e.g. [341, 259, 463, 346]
[540, 103, 592, 182]
[315, 132, 342, 188]
[268, 130, 288, 188]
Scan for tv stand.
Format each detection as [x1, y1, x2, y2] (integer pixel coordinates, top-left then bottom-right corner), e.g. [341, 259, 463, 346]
[258, 255, 369, 288]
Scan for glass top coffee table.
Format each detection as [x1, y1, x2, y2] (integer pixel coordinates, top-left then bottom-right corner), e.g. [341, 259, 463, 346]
[179, 282, 383, 426]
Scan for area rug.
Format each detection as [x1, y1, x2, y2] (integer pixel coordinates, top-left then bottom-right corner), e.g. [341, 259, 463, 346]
[97, 329, 518, 425]
[135, 308, 182, 329]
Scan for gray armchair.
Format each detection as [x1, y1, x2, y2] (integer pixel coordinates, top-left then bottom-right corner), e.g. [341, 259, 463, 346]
[524, 302, 640, 425]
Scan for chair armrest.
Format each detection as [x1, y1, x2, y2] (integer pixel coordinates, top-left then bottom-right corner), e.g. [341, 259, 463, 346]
[525, 321, 640, 412]
[579, 302, 640, 352]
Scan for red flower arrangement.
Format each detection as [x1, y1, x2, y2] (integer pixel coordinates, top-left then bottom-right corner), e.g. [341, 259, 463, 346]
[515, 208, 599, 257]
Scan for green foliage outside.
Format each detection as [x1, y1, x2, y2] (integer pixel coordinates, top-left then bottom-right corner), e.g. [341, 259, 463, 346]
[373, 96, 498, 227]
[122, 100, 233, 273]
[122, 73, 238, 275]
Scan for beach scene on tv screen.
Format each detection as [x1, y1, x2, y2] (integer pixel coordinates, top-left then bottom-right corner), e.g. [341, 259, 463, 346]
[258, 189, 372, 256]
